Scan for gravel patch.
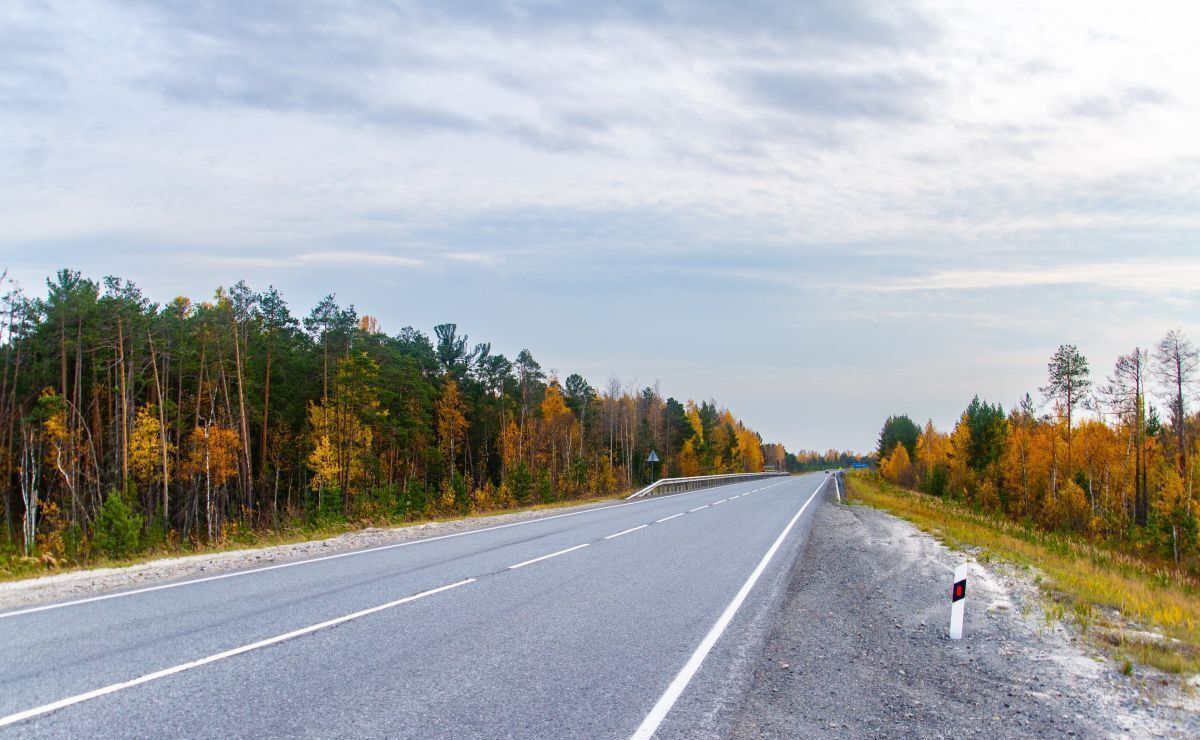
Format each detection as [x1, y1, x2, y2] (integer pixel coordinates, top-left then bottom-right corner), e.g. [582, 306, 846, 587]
[729, 501, 1199, 739]
[0, 499, 620, 612]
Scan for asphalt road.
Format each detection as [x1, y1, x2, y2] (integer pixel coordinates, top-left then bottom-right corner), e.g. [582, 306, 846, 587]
[0, 473, 831, 739]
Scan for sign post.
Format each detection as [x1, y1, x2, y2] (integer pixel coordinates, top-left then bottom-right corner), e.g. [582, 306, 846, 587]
[950, 564, 967, 639]
[646, 450, 660, 481]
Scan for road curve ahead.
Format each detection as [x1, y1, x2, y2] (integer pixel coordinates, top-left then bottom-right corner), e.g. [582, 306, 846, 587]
[0, 473, 832, 739]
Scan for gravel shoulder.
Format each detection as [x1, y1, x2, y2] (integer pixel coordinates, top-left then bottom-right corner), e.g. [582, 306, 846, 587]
[729, 500, 1200, 739]
[0, 499, 620, 612]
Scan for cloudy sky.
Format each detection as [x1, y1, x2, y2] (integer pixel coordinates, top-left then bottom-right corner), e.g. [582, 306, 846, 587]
[2, 0, 1198, 453]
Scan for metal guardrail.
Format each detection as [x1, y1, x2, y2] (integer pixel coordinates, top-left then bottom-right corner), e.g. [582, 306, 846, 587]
[625, 471, 790, 499]
[829, 469, 846, 502]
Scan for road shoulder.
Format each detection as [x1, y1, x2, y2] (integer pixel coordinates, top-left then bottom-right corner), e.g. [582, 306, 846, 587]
[0, 499, 619, 612]
[729, 500, 1198, 738]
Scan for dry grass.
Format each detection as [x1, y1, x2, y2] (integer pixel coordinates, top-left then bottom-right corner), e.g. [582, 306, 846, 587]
[847, 472, 1200, 674]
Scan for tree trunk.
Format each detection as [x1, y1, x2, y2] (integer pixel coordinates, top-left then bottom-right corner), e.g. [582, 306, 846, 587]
[1065, 386, 1073, 476]
[1176, 357, 1187, 475]
[260, 338, 272, 485]
[1, 296, 19, 539]
[231, 322, 252, 513]
[19, 426, 41, 556]
[72, 318, 83, 521]
[116, 314, 129, 491]
[204, 421, 213, 542]
[148, 331, 170, 522]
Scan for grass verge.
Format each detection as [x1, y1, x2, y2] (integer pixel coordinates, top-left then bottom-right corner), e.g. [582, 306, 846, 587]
[846, 472, 1200, 675]
[0, 492, 623, 584]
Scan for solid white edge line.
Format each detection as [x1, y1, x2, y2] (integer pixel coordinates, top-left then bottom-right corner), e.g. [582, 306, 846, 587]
[506, 543, 590, 570]
[654, 513, 684, 524]
[0, 578, 475, 729]
[604, 524, 649, 540]
[629, 477, 828, 740]
[0, 477, 760, 620]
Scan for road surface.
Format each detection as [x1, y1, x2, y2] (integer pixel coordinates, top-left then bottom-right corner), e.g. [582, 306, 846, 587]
[0, 473, 831, 738]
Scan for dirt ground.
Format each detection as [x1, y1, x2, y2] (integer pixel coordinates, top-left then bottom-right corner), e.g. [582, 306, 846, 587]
[728, 501, 1200, 739]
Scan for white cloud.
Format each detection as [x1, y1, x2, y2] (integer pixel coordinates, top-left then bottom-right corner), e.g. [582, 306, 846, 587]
[444, 252, 502, 265]
[3, 0, 1199, 451]
[876, 261, 1200, 293]
[296, 252, 424, 268]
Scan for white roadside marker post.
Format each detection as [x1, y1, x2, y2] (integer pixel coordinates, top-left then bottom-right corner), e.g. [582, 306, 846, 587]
[950, 564, 967, 639]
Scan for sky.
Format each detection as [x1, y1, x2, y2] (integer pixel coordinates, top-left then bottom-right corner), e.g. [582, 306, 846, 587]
[2, 0, 1198, 454]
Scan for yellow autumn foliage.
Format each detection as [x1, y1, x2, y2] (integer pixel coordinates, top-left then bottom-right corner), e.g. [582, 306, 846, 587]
[307, 400, 373, 492]
[183, 425, 241, 487]
[880, 444, 915, 488]
[130, 405, 173, 485]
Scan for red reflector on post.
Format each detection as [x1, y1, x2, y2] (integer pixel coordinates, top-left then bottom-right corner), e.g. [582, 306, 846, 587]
[950, 564, 967, 639]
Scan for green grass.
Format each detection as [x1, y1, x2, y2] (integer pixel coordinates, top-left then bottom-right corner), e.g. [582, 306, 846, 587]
[847, 472, 1200, 675]
[0, 491, 624, 584]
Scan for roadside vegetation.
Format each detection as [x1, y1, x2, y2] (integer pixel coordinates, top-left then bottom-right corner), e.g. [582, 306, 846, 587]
[1, 268, 795, 579]
[849, 473, 1200, 673]
[0, 489, 619, 583]
[864, 335, 1200, 673]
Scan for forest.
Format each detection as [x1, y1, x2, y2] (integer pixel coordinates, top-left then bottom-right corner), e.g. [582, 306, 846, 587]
[876, 336, 1200, 567]
[763, 445, 870, 473]
[0, 269, 778, 568]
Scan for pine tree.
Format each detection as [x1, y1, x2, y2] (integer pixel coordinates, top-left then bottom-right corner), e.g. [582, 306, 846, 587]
[1040, 344, 1091, 475]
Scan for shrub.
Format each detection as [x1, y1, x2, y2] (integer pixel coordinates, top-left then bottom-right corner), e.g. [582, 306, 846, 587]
[141, 517, 168, 551]
[312, 487, 346, 526]
[924, 464, 949, 497]
[506, 462, 533, 505]
[92, 490, 143, 560]
[398, 480, 429, 519]
[536, 469, 554, 504]
[451, 473, 471, 514]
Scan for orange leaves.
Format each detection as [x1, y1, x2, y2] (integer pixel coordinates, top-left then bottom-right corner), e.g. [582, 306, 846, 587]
[539, 382, 571, 427]
[436, 379, 469, 469]
[735, 425, 765, 473]
[888, 386, 1197, 554]
[528, 381, 581, 491]
[538, 382, 576, 457]
[677, 439, 702, 477]
[500, 420, 522, 472]
[684, 402, 703, 443]
[40, 392, 76, 469]
[184, 425, 241, 487]
[880, 445, 915, 488]
[358, 315, 380, 335]
[915, 421, 950, 474]
[130, 405, 173, 485]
